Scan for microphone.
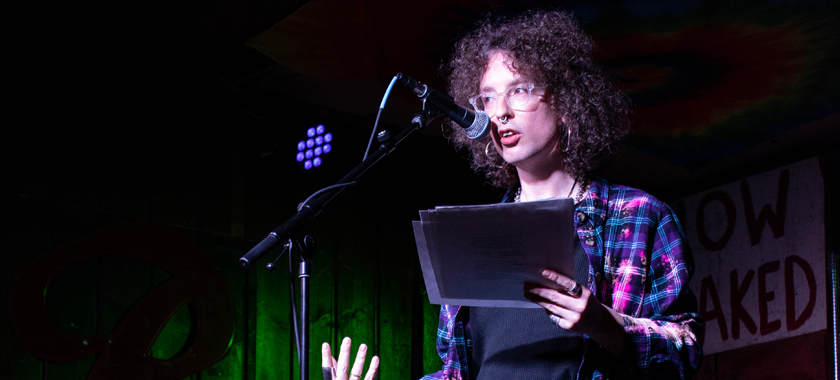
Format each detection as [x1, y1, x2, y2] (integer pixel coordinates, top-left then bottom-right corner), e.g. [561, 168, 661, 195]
[396, 73, 489, 139]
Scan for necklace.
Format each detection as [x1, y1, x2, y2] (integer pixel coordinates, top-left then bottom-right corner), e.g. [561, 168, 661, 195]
[514, 175, 589, 204]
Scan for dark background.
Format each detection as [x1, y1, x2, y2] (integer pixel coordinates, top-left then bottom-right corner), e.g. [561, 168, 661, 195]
[3, 0, 838, 379]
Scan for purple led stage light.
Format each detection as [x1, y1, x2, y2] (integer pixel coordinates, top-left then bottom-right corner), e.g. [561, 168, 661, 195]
[296, 124, 332, 170]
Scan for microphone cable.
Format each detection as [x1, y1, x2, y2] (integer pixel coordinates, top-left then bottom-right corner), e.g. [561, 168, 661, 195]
[363, 75, 399, 161]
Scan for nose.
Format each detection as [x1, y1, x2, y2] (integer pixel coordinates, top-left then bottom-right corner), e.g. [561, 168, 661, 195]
[493, 95, 512, 121]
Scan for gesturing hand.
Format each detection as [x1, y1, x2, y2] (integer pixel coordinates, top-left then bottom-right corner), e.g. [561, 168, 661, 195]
[525, 269, 626, 355]
[321, 337, 379, 380]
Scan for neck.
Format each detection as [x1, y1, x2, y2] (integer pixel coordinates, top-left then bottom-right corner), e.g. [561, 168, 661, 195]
[516, 167, 577, 202]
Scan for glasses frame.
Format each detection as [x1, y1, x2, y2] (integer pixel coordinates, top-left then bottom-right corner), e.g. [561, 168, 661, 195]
[468, 83, 547, 117]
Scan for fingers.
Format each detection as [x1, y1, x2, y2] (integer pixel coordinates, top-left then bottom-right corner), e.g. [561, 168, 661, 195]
[364, 356, 380, 380]
[525, 282, 591, 332]
[525, 291, 572, 316]
[541, 269, 579, 295]
[348, 344, 367, 380]
[542, 301, 582, 329]
[321, 343, 336, 380]
[525, 285, 589, 309]
[525, 291, 584, 331]
[324, 338, 378, 380]
[336, 337, 352, 380]
[321, 342, 333, 367]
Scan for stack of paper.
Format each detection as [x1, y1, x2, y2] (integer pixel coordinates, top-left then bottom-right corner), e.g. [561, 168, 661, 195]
[412, 198, 575, 307]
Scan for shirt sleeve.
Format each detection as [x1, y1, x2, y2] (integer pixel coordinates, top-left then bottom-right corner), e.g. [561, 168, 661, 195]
[611, 203, 704, 379]
[421, 305, 468, 380]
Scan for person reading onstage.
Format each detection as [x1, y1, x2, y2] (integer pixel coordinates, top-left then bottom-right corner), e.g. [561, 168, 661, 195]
[323, 9, 703, 380]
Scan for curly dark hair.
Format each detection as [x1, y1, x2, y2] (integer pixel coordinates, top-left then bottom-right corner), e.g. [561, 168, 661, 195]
[444, 9, 630, 189]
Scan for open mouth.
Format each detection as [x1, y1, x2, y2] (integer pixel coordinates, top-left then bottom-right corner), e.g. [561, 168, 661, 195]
[499, 130, 520, 146]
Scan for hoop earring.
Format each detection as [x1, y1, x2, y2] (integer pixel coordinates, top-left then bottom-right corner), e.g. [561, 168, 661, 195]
[485, 141, 507, 168]
[562, 125, 572, 153]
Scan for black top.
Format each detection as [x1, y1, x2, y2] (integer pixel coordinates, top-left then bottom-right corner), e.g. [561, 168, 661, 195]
[468, 236, 590, 380]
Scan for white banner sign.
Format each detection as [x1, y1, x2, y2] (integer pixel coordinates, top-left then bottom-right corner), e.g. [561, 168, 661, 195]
[672, 158, 826, 355]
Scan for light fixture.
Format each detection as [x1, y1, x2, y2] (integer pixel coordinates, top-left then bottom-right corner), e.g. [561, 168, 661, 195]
[297, 124, 332, 170]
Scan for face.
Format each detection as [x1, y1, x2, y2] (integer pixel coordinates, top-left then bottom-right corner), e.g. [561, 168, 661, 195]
[481, 52, 561, 174]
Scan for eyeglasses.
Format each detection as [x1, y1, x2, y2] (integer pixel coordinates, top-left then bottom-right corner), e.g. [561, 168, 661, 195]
[468, 83, 547, 118]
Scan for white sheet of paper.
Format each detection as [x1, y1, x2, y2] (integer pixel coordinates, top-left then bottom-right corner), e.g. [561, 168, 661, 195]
[413, 198, 575, 307]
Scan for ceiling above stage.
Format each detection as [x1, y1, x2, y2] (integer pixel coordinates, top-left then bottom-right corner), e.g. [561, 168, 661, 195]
[9, 0, 838, 196]
[244, 0, 839, 178]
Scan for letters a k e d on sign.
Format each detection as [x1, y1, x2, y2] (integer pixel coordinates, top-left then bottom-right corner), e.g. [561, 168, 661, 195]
[673, 158, 825, 355]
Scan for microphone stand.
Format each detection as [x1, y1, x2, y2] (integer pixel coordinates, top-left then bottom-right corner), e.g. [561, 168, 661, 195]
[298, 235, 315, 380]
[240, 111, 434, 380]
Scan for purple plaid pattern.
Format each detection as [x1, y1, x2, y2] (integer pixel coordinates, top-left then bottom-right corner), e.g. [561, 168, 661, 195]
[421, 177, 703, 380]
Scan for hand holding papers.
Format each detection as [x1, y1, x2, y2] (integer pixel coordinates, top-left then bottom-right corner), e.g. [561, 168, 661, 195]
[413, 198, 575, 308]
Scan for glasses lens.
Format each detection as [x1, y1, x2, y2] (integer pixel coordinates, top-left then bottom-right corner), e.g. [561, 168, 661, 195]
[507, 85, 531, 110]
[471, 95, 491, 112]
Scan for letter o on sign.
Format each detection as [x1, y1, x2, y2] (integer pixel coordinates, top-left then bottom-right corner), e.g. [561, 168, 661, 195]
[696, 190, 737, 251]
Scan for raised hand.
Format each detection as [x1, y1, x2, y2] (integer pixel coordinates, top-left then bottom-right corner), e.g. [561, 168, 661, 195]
[321, 337, 379, 380]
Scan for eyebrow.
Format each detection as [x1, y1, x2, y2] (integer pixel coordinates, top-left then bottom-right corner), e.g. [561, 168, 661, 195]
[480, 78, 526, 93]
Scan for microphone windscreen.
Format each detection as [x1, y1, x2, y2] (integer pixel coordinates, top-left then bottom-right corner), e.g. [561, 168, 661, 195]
[465, 111, 490, 139]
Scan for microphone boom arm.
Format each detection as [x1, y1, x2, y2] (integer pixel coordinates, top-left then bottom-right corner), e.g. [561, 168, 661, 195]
[239, 111, 427, 269]
[397, 73, 489, 139]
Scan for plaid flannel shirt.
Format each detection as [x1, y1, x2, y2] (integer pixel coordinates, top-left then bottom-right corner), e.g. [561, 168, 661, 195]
[421, 177, 703, 380]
